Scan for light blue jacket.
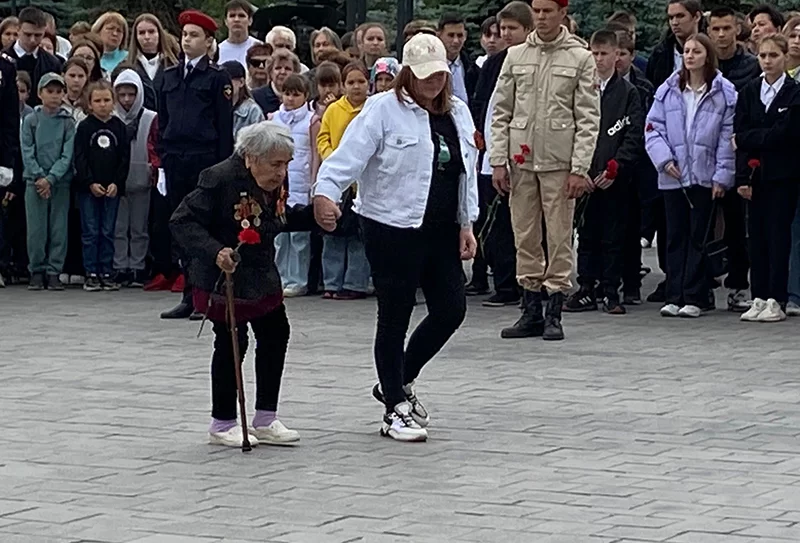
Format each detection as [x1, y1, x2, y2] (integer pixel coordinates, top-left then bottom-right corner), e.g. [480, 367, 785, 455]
[313, 92, 479, 228]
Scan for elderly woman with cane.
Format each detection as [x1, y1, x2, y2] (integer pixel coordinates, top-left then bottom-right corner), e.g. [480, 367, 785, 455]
[171, 121, 319, 448]
[313, 34, 479, 443]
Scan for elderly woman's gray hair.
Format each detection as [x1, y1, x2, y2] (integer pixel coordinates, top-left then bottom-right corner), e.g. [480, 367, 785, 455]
[235, 121, 295, 158]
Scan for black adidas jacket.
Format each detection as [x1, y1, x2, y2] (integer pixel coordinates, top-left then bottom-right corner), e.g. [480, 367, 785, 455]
[734, 76, 800, 187]
[589, 74, 644, 182]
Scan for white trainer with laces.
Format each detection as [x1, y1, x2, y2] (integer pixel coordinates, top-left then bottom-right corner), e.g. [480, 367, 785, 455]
[283, 286, 307, 298]
[786, 301, 800, 317]
[741, 298, 767, 321]
[756, 299, 786, 322]
[678, 305, 701, 318]
[381, 402, 428, 442]
[252, 420, 300, 445]
[209, 426, 260, 448]
[660, 304, 680, 317]
[402, 381, 430, 428]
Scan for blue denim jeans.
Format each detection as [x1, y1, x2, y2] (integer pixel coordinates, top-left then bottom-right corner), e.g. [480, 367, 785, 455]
[322, 234, 370, 292]
[789, 191, 800, 305]
[274, 231, 311, 290]
[78, 192, 120, 275]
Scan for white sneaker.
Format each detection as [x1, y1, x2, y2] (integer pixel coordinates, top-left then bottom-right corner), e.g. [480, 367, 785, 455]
[402, 381, 430, 428]
[756, 299, 786, 322]
[678, 305, 702, 318]
[283, 285, 307, 298]
[251, 420, 300, 445]
[70, 275, 85, 286]
[59, 273, 69, 285]
[209, 426, 260, 448]
[381, 402, 428, 442]
[741, 298, 766, 321]
[727, 289, 751, 312]
[660, 303, 680, 317]
[786, 301, 800, 317]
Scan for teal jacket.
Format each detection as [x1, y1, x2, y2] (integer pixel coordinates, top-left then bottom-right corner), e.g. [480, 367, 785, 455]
[20, 105, 76, 187]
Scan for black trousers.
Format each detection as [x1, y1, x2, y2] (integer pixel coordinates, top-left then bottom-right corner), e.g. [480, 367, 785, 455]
[749, 182, 799, 304]
[622, 178, 642, 293]
[663, 186, 714, 307]
[470, 174, 493, 287]
[577, 181, 627, 294]
[642, 191, 667, 273]
[0, 187, 28, 277]
[63, 191, 84, 276]
[361, 216, 466, 410]
[483, 194, 519, 296]
[211, 305, 290, 421]
[148, 189, 173, 277]
[721, 190, 750, 290]
[164, 152, 219, 295]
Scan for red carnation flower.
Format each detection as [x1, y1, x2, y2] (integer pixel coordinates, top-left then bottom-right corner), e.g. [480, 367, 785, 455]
[748, 158, 761, 170]
[645, 123, 654, 133]
[238, 228, 261, 245]
[520, 144, 531, 156]
[512, 154, 525, 165]
[606, 159, 619, 180]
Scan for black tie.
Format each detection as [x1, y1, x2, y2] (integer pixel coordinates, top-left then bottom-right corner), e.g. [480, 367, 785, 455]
[185, 63, 194, 78]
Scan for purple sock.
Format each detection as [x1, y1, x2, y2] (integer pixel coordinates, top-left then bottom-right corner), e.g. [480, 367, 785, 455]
[209, 418, 237, 433]
[252, 410, 276, 428]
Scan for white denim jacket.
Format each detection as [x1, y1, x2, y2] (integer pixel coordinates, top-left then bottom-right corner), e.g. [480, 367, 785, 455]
[312, 91, 479, 229]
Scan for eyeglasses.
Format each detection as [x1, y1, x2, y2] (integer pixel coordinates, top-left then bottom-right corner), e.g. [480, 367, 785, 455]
[248, 58, 269, 68]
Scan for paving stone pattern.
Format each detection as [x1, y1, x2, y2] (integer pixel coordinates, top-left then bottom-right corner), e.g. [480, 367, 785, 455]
[1, 259, 800, 542]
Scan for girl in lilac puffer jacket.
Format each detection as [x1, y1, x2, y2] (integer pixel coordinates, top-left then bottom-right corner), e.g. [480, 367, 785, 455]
[645, 34, 737, 318]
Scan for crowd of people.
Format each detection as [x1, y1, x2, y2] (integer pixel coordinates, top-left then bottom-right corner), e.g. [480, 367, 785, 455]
[1, 0, 799, 444]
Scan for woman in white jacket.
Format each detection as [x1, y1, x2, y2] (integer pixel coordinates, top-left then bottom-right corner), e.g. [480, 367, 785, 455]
[313, 34, 479, 443]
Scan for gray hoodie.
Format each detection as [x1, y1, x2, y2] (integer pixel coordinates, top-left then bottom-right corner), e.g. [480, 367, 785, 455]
[114, 69, 157, 192]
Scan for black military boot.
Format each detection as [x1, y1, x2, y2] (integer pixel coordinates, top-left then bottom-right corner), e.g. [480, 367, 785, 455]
[543, 292, 565, 341]
[501, 289, 544, 338]
[160, 292, 194, 319]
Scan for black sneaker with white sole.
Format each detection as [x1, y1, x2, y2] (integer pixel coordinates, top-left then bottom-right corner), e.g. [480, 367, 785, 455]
[563, 287, 597, 312]
[381, 402, 428, 442]
[372, 382, 430, 427]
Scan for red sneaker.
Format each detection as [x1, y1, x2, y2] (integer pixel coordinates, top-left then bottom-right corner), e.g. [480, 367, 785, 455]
[143, 273, 175, 292]
[171, 274, 185, 293]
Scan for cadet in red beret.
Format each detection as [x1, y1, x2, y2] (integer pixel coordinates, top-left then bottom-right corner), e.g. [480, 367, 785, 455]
[157, 9, 234, 320]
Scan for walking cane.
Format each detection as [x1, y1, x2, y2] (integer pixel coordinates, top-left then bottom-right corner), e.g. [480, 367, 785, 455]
[224, 270, 252, 453]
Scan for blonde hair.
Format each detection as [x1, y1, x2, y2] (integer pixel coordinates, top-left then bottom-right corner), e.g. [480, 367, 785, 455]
[92, 12, 129, 51]
[126, 13, 178, 67]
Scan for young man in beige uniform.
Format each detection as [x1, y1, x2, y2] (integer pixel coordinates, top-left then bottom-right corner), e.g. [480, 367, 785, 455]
[490, 0, 599, 341]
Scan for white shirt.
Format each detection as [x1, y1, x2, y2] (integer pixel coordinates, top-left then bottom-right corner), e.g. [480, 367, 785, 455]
[598, 75, 612, 96]
[760, 73, 786, 111]
[673, 47, 683, 73]
[682, 83, 707, 136]
[185, 56, 202, 77]
[476, 54, 488, 68]
[313, 92, 479, 229]
[138, 54, 161, 81]
[449, 56, 469, 105]
[218, 35, 261, 69]
[13, 41, 37, 58]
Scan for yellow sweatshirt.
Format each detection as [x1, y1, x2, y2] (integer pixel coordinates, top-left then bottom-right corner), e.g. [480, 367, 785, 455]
[317, 96, 364, 160]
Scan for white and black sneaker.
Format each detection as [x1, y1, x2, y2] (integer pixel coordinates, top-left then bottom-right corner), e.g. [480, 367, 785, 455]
[372, 381, 430, 427]
[381, 402, 428, 442]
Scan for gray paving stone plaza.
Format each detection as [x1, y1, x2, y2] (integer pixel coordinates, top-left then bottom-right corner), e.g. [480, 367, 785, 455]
[2, 258, 800, 543]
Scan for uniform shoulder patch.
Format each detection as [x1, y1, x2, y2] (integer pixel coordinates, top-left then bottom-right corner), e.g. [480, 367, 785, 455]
[223, 84, 232, 100]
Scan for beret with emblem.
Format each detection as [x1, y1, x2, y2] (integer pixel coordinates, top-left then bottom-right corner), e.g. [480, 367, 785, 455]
[178, 10, 218, 34]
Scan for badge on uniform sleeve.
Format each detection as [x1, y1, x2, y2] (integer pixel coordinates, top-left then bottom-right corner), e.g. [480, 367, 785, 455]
[223, 84, 232, 100]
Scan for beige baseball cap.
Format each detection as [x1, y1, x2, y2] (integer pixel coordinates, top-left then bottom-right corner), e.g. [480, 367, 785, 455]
[402, 34, 450, 79]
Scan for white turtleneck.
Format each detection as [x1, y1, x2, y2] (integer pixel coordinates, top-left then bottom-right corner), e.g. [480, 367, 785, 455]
[138, 53, 161, 81]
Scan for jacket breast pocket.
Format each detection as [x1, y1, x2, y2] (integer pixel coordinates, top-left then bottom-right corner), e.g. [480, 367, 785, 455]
[550, 65, 577, 95]
[511, 64, 536, 91]
[378, 134, 419, 195]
